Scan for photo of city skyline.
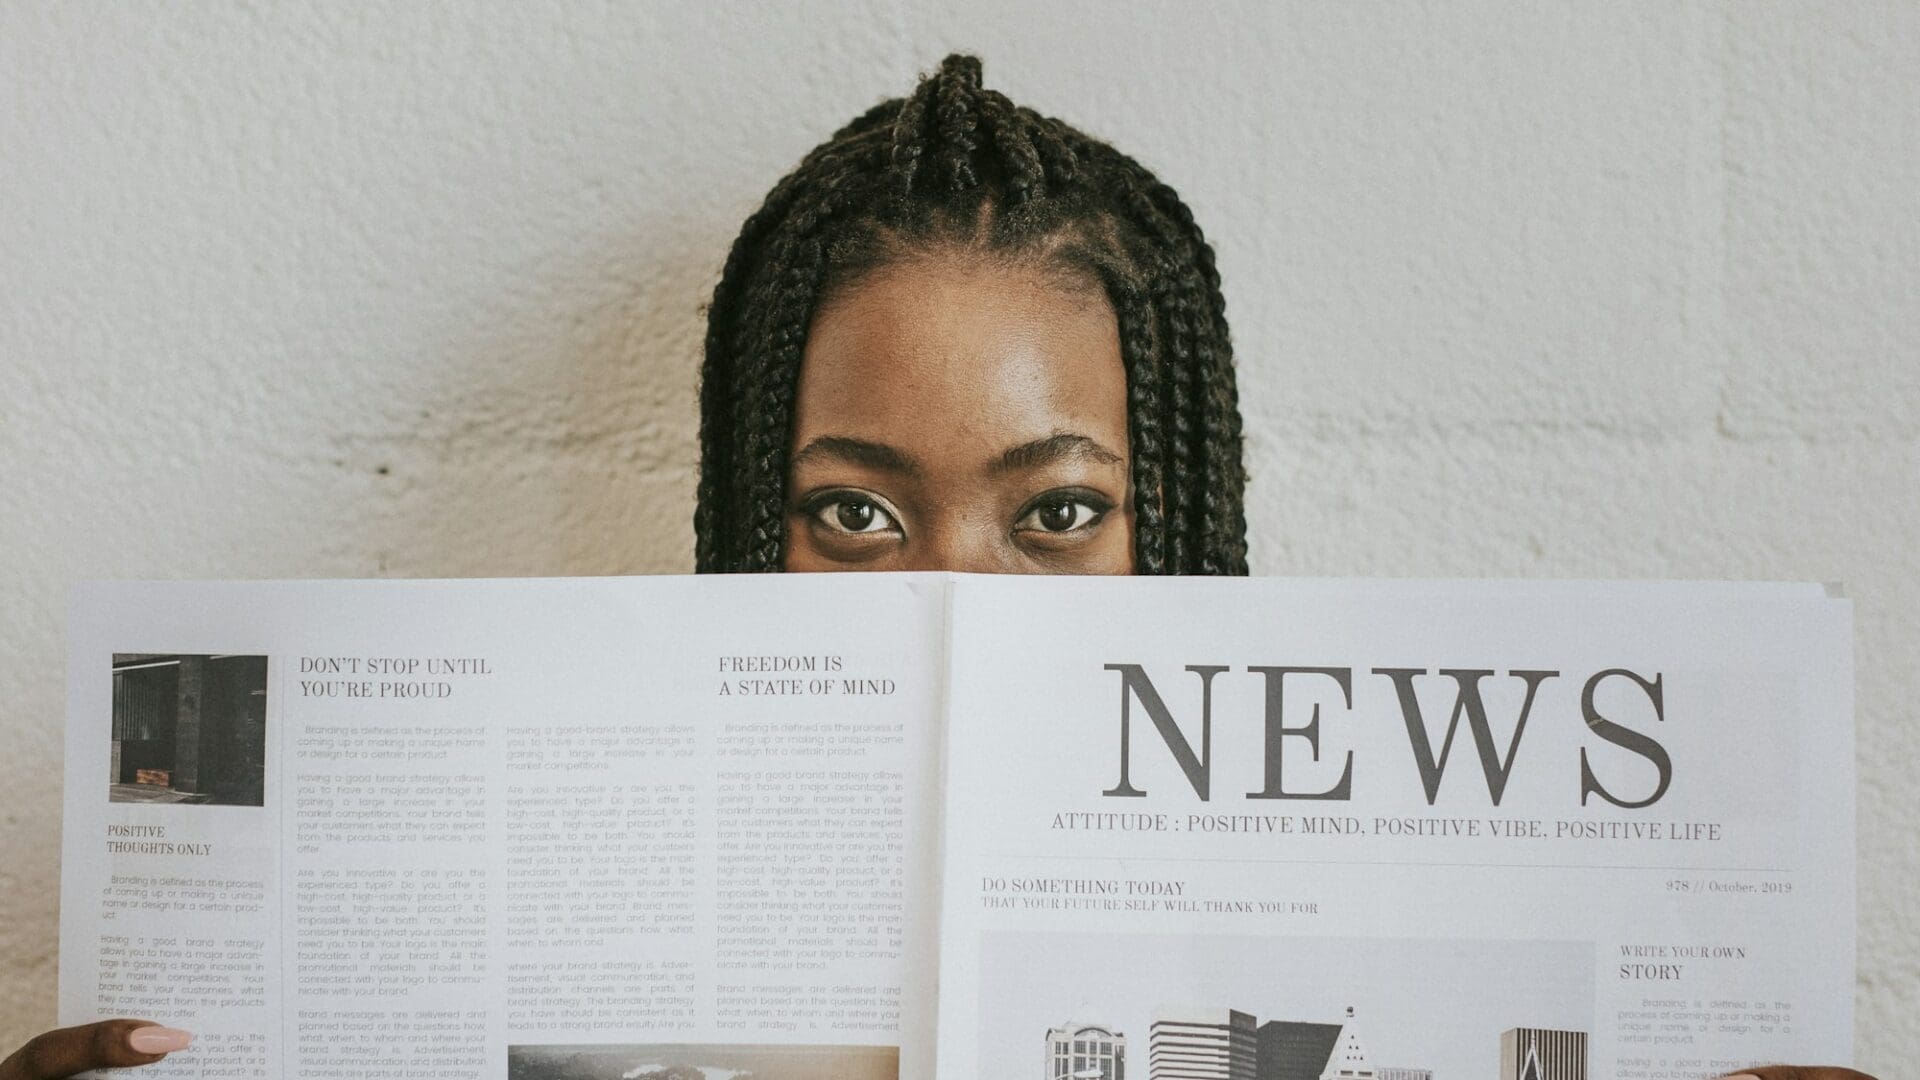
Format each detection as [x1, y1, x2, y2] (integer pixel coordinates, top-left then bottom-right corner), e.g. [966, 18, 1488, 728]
[981, 932, 1592, 1079]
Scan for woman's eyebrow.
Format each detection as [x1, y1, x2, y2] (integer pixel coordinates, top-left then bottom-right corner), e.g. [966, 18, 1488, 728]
[790, 435, 921, 475]
[994, 432, 1124, 473]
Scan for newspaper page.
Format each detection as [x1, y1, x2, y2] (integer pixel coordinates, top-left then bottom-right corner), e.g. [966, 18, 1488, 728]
[60, 574, 949, 1080]
[935, 576, 1855, 1080]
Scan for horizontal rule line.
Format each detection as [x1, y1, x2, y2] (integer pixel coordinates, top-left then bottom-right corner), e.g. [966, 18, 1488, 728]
[985, 853, 1792, 873]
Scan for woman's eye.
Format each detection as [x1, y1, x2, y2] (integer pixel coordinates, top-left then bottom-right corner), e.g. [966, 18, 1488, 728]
[810, 494, 898, 535]
[1015, 494, 1109, 534]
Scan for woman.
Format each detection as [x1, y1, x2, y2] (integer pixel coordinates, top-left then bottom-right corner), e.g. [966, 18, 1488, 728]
[692, 53, 1246, 578]
[0, 54, 1867, 1080]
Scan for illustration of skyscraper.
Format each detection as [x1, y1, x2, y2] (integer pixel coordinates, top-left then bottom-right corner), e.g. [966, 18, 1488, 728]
[1046, 1021, 1127, 1080]
[1148, 1007, 1258, 1080]
[1499, 1027, 1588, 1080]
[1257, 1006, 1377, 1080]
[1318, 1006, 1375, 1079]
[1254, 1017, 1340, 1080]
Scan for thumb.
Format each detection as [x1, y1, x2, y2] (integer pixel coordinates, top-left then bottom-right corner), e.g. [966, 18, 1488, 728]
[0, 1020, 191, 1080]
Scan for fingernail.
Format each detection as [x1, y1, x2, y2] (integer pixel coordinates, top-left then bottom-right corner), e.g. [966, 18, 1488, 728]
[127, 1026, 193, 1054]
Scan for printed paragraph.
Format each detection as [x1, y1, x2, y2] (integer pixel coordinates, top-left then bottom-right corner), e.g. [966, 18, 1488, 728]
[101, 873, 266, 917]
[504, 783, 698, 946]
[295, 725, 485, 763]
[504, 724, 695, 772]
[295, 773, 486, 849]
[714, 981, 901, 1034]
[295, 1008, 486, 1078]
[716, 719, 905, 760]
[506, 958, 698, 1031]
[294, 867, 488, 997]
[96, 933, 266, 1015]
[713, 769, 905, 972]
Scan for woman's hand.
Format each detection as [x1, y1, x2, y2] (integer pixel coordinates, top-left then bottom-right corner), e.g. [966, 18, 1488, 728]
[0, 1021, 190, 1080]
[1735, 1060, 1881, 1068]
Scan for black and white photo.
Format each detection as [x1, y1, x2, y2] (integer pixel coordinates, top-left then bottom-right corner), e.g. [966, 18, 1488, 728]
[985, 931, 1592, 1080]
[506, 1041, 898, 1080]
[109, 654, 267, 807]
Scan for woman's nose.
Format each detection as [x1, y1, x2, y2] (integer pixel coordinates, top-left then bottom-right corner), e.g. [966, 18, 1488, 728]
[902, 521, 1023, 574]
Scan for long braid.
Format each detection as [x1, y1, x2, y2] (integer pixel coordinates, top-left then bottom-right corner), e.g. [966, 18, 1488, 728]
[1095, 141, 1206, 572]
[1021, 104, 1079, 188]
[1110, 279, 1168, 574]
[708, 142, 877, 570]
[698, 168, 817, 570]
[696, 53, 1249, 575]
[888, 75, 935, 197]
[1086, 139, 1244, 575]
[975, 89, 1048, 210]
[1143, 178, 1246, 574]
[697, 121, 895, 570]
[931, 56, 984, 195]
[733, 235, 825, 572]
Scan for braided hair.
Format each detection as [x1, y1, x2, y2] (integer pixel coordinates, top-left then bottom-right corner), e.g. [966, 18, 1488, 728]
[695, 54, 1249, 575]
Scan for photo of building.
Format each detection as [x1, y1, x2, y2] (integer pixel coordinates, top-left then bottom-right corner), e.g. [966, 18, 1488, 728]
[1148, 1007, 1257, 1080]
[1078, 1003, 1453, 1080]
[1254, 1016, 1342, 1080]
[985, 932, 1592, 1079]
[1499, 1027, 1587, 1080]
[110, 653, 267, 806]
[1257, 1006, 1380, 1080]
[1045, 1021, 1126, 1079]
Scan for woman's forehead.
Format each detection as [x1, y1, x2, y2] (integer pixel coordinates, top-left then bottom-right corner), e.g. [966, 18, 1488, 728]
[793, 258, 1128, 468]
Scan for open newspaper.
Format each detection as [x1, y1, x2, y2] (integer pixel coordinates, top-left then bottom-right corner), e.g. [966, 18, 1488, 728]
[60, 575, 1855, 1080]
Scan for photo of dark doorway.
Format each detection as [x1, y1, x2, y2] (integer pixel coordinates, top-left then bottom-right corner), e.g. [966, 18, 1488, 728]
[109, 654, 267, 807]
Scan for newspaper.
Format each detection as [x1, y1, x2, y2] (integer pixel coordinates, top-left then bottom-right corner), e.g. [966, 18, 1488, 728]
[60, 575, 1855, 1079]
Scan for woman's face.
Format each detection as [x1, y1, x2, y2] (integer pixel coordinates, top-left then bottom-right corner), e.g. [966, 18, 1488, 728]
[784, 254, 1134, 574]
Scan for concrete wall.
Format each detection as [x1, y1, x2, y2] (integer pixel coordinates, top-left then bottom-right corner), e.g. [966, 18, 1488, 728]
[2, 1, 1914, 1068]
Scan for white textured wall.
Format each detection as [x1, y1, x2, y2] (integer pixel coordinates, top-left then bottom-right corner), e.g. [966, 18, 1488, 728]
[2, 1, 1914, 1069]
